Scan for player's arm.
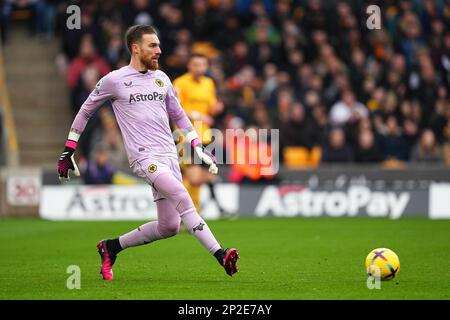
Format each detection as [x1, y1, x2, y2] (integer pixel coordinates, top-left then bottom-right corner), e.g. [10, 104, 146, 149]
[57, 74, 115, 181]
[166, 84, 218, 175]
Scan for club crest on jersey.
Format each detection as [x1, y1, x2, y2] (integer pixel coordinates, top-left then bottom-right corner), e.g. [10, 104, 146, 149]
[148, 164, 157, 173]
[155, 79, 164, 87]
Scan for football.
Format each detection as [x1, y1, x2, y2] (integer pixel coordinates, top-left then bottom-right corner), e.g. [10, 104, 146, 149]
[365, 248, 400, 281]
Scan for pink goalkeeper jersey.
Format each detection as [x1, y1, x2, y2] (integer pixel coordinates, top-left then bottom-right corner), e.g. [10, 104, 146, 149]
[71, 65, 193, 166]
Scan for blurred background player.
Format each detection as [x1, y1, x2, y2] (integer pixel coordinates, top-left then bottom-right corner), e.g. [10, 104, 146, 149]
[83, 142, 116, 185]
[173, 54, 228, 217]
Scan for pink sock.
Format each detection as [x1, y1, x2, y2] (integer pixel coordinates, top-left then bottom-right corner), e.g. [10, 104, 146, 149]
[181, 209, 222, 255]
[119, 221, 163, 249]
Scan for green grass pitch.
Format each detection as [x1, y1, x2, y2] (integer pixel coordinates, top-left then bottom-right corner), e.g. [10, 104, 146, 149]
[1, 217, 449, 300]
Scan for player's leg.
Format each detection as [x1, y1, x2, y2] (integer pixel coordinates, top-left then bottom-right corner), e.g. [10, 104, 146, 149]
[179, 140, 202, 214]
[152, 171, 239, 276]
[97, 159, 177, 280]
[154, 171, 219, 253]
[120, 197, 181, 248]
[97, 197, 181, 281]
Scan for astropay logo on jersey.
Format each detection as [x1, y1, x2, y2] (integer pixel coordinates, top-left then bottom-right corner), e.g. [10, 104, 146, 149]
[254, 185, 410, 219]
[129, 92, 165, 103]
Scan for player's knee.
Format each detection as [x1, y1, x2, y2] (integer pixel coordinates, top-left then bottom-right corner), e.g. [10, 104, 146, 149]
[159, 220, 180, 238]
[173, 191, 196, 216]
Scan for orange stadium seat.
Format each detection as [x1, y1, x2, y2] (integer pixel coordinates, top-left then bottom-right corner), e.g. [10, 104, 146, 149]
[383, 159, 407, 169]
[283, 147, 310, 168]
[283, 146, 322, 168]
[309, 146, 322, 167]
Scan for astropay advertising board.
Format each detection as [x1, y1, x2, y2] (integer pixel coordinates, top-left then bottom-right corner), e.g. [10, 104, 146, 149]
[240, 185, 427, 219]
[40, 183, 436, 220]
[40, 185, 157, 220]
[40, 184, 239, 220]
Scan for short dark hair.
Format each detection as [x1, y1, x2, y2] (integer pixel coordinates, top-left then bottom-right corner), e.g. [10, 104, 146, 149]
[125, 25, 157, 54]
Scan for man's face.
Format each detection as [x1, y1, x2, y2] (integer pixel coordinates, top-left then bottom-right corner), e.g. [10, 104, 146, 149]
[134, 33, 161, 70]
[80, 38, 95, 60]
[95, 150, 109, 166]
[342, 91, 355, 106]
[188, 56, 208, 77]
[330, 129, 345, 148]
[386, 117, 398, 135]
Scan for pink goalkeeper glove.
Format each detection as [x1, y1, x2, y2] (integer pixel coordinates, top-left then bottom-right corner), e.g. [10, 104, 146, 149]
[57, 140, 80, 181]
[191, 138, 218, 175]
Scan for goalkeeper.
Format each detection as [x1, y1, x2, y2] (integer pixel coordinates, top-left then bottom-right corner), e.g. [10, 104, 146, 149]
[57, 25, 239, 281]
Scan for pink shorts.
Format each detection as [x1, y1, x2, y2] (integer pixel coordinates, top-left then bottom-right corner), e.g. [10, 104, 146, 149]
[131, 156, 183, 201]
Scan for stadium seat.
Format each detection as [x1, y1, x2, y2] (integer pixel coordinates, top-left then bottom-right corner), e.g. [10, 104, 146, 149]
[309, 146, 322, 167]
[383, 159, 407, 169]
[283, 146, 310, 168]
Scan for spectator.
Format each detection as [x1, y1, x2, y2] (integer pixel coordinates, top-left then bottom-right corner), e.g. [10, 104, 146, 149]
[321, 127, 354, 163]
[66, 34, 111, 92]
[246, 16, 281, 70]
[61, 7, 103, 60]
[102, 126, 128, 169]
[399, 11, 427, 66]
[35, 0, 59, 40]
[185, 0, 220, 41]
[66, 34, 111, 117]
[429, 94, 450, 144]
[104, 34, 126, 69]
[410, 129, 444, 163]
[310, 103, 328, 146]
[84, 143, 115, 185]
[259, 63, 278, 103]
[354, 129, 383, 163]
[214, 14, 243, 51]
[280, 102, 318, 150]
[252, 100, 272, 130]
[122, 0, 156, 28]
[378, 116, 410, 161]
[0, 0, 49, 43]
[329, 90, 368, 126]
[98, 108, 129, 169]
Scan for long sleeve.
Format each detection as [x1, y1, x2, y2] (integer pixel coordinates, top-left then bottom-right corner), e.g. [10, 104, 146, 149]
[165, 84, 194, 132]
[71, 73, 115, 133]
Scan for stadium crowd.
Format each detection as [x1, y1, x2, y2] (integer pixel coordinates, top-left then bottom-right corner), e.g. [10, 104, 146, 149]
[3, 0, 450, 181]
